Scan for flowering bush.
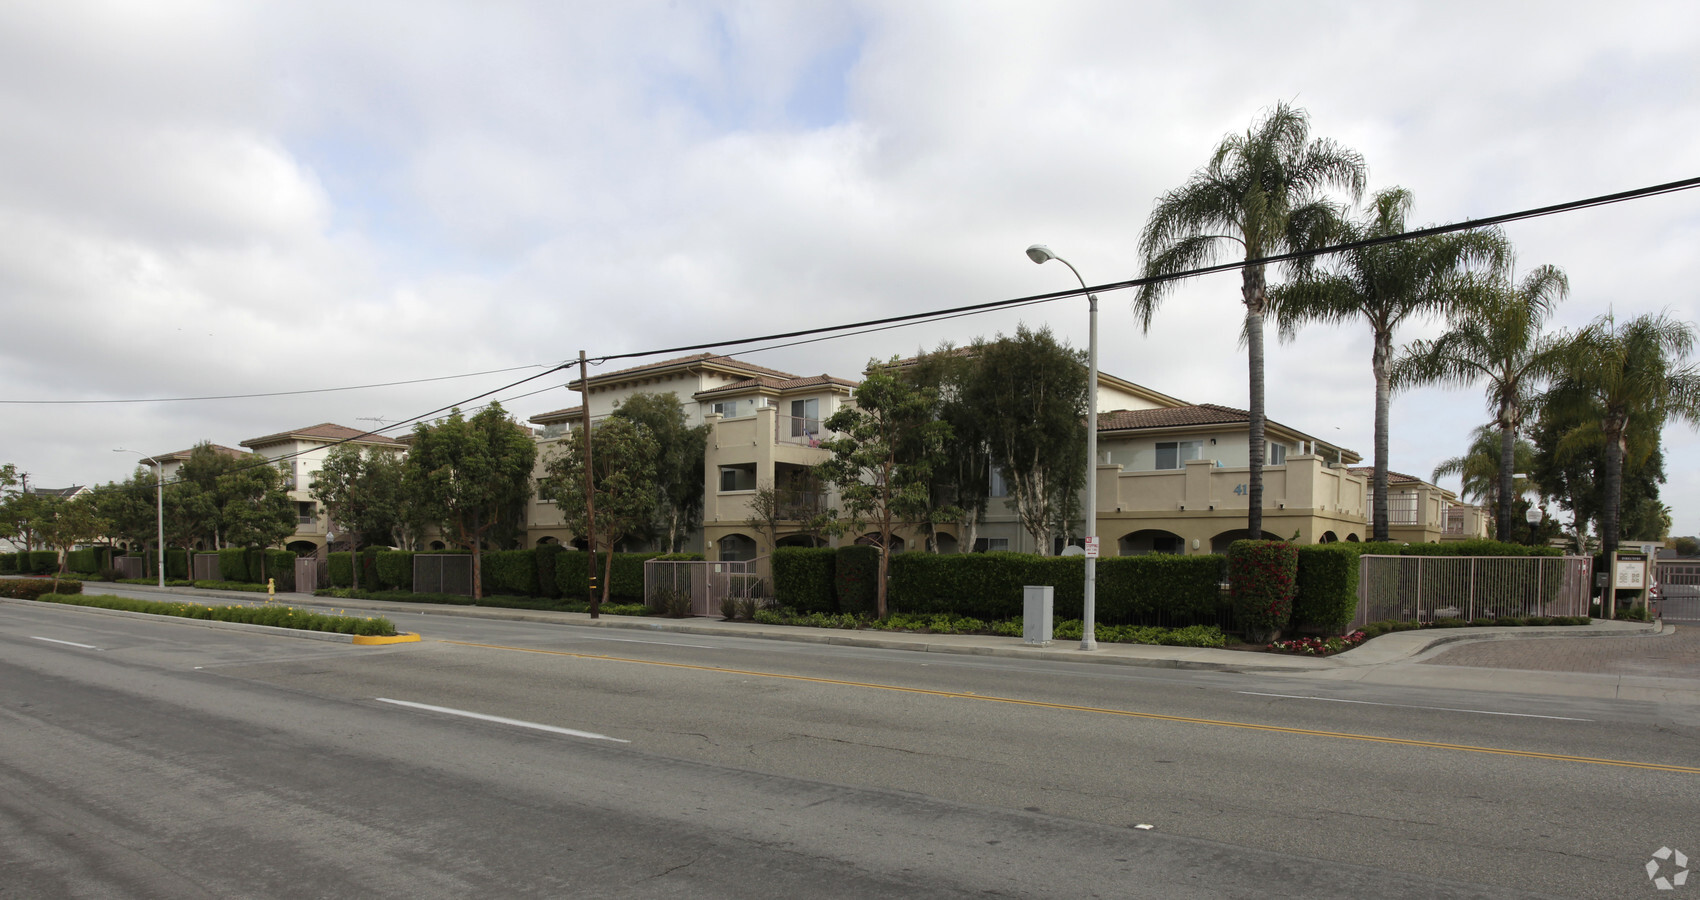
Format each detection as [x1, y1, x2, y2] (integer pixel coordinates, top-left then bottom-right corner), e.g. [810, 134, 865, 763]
[1269, 630, 1367, 656]
[1226, 540, 1298, 639]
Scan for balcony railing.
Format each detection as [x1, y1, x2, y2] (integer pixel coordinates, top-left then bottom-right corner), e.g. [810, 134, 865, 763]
[776, 415, 829, 447]
[1387, 496, 1419, 525]
[775, 490, 827, 518]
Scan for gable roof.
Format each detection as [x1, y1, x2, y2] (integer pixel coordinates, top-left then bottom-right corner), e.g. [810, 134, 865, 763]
[1347, 467, 1425, 485]
[143, 444, 250, 465]
[241, 423, 404, 449]
[1096, 404, 1249, 431]
[567, 353, 798, 392]
[529, 405, 585, 425]
[694, 373, 858, 400]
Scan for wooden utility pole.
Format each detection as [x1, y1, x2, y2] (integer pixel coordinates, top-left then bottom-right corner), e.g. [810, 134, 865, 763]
[579, 350, 600, 617]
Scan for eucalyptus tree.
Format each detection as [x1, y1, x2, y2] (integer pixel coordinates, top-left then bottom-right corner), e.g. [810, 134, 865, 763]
[1543, 311, 1700, 556]
[539, 416, 659, 615]
[1393, 265, 1569, 542]
[610, 392, 709, 552]
[1136, 101, 1365, 539]
[1272, 188, 1507, 540]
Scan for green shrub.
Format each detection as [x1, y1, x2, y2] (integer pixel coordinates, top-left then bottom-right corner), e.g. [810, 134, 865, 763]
[0, 552, 16, 574]
[1227, 540, 1298, 638]
[1293, 545, 1359, 633]
[0, 578, 84, 599]
[773, 547, 837, 612]
[27, 550, 59, 574]
[555, 550, 591, 599]
[191, 580, 270, 592]
[166, 548, 189, 580]
[834, 545, 880, 616]
[263, 549, 297, 591]
[481, 549, 540, 597]
[66, 548, 103, 574]
[375, 550, 413, 591]
[218, 548, 250, 583]
[1094, 555, 1224, 624]
[328, 552, 352, 588]
[535, 543, 563, 599]
[32, 591, 396, 636]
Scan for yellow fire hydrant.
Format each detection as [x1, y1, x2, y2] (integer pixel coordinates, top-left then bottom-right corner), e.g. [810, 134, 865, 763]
[268, 578, 276, 603]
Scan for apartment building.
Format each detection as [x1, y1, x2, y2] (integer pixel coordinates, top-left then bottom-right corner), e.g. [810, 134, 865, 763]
[239, 423, 407, 554]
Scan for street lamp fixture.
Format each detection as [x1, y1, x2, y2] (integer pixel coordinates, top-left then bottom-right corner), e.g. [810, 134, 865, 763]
[1026, 244, 1100, 651]
[115, 448, 165, 588]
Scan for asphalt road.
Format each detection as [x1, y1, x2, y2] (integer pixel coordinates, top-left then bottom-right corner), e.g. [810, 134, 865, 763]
[4, 597, 1696, 898]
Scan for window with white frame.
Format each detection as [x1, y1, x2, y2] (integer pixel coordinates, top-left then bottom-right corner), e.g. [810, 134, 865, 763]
[988, 465, 1009, 498]
[1155, 440, 1203, 470]
[1267, 442, 1287, 465]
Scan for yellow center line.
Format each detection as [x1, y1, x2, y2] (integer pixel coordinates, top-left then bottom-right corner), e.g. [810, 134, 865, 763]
[441, 639, 1700, 775]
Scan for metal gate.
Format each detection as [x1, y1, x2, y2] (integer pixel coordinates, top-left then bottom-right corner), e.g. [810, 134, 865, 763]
[1654, 560, 1700, 622]
[295, 556, 325, 593]
[644, 557, 769, 617]
[192, 552, 221, 582]
[1354, 555, 1593, 629]
[414, 553, 473, 596]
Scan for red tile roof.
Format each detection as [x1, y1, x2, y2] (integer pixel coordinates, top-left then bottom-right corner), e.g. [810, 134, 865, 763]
[1096, 404, 1250, 431]
[573, 353, 797, 388]
[1348, 467, 1424, 485]
[145, 444, 250, 464]
[529, 405, 585, 424]
[241, 423, 403, 449]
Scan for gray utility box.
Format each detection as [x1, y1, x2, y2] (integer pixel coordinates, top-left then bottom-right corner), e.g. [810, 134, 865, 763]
[1023, 585, 1053, 645]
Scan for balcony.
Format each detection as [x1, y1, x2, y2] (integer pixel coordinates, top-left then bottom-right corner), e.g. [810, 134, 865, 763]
[776, 414, 829, 447]
[1103, 456, 1367, 521]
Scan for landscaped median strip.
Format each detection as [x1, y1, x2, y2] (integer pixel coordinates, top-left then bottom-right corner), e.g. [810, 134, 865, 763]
[445, 639, 1700, 776]
[21, 591, 410, 642]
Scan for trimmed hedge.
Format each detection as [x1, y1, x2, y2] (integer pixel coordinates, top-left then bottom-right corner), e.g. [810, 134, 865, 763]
[26, 550, 58, 574]
[166, 548, 189, 580]
[328, 552, 352, 588]
[1227, 540, 1298, 638]
[67, 548, 106, 575]
[834, 545, 880, 616]
[0, 578, 84, 599]
[375, 550, 413, 590]
[773, 547, 837, 613]
[481, 549, 540, 597]
[37, 591, 395, 636]
[550, 551, 702, 602]
[0, 552, 15, 575]
[218, 548, 249, 583]
[1293, 545, 1359, 633]
[886, 552, 1224, 625]
[535, 543, 563, 599]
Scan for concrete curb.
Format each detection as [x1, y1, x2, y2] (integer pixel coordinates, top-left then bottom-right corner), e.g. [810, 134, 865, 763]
[1, 595, 419, 646]
[27, 582, 1671, 673]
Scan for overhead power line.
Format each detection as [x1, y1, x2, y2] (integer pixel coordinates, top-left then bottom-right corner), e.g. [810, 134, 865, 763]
[0, 363, 552, 406]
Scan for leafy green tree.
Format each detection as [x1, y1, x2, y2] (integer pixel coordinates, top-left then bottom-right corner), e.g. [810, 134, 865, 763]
[34, 494, 109, 574]
[406, 404, 538, 600]
[1529, 383, 1661, 551]
[167, 443, 294, 552]
[311, 445, 411, 589]
[1394, 265, 1569, 543]
[905, 346, 992, 552]
[1273, 188, 1507, 540]
[1542, 311, 1700, 555]
[814, 360, 956, 616]
[1136, 101, 1365, 540]
[94, 469, 164, 574]
[538, 416, 658, 614]
[610, 392, 709, 552]
[0, 489, 41, 550]
[1672, 536, 1699, 557]
[960, 325, 1089, 555]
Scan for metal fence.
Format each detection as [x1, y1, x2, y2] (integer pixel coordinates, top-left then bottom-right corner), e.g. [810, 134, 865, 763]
[192, 552, 221, 582]
[1654, 560, 1700, 622]
[645, 556, 769, 617]
[115, 556, 145, 580]
[414, 553, 473, 596]
[295, 556, 325, 592]
[1353, 554, 1593, 629]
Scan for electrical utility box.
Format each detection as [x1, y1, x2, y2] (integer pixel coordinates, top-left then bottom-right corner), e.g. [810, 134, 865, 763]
[1023, 585, 1053, 645]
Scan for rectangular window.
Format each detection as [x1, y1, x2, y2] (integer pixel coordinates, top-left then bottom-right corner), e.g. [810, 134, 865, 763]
[1267, 442, 1287, 465]
[1155, 440, 1203, 470]
[719, 467, 755, 492]
[988, 466, 1009, 498]
[790, 398, 820, 437]
[712, 401, 738, 417]
[972, 537, 1010, 553]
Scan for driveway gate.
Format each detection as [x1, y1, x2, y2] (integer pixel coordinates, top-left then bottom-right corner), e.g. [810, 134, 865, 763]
[1353, 554, 1593, 630]
[1654, 560, 1700, 622]
[645, 557, 769, 617]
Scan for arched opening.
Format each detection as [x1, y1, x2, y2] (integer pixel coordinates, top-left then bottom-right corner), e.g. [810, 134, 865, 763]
[719, 533, 758, 561]
[569, 537, 589, 552]
[1346, 533, 1361, 543]
[430, 540, 446, 551]
[933, 533, 959, 555]
[1209, 528, 1286, 553]
[1319, 531, 1338, 543]
[776, 534, 825, 548]
[536, 536, 560, 547]
[856, 532, 905, 552]
[286, 540, 318, 556]
[1119, 529, 1186, 556]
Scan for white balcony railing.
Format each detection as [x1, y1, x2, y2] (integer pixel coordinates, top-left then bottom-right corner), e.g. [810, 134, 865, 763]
[1387, 496, 1419, 525]
[776, 415, 828, 447]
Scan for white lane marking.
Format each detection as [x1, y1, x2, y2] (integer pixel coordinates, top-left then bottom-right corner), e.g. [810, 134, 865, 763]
[1236, 691, 1592, 721]
[375, 698, 629, 743]
[31, 636, 100, 650]
[584, 636, 716, 649]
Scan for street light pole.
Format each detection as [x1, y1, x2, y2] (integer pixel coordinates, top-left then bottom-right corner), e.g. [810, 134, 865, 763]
[115, 448, 165, 587]
[1026, 245, 1099, 651]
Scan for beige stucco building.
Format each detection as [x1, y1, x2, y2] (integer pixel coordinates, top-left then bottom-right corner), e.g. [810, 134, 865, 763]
[239, 423, 407, 555]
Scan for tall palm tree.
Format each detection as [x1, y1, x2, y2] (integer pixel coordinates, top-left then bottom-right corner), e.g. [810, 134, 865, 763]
[1544, 311, 1700, 556]
[1136, 102, 1365, 541]
[1272, 188, 1507, 540]
[1432, 422, 1536, 505]
[1393, 265, 1568, 542]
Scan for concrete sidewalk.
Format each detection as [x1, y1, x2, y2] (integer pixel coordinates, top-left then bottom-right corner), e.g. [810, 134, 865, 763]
[94, 581, 1676, 682]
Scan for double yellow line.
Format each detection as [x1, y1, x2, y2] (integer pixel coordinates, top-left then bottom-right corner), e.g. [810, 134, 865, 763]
[443, 639, 1700, 775]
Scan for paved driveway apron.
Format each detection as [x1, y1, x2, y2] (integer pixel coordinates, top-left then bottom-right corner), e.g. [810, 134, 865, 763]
[1421, 624, 1700, 679]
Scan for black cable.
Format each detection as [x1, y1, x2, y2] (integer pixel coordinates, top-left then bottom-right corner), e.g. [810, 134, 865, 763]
[0, 364, 555, 406]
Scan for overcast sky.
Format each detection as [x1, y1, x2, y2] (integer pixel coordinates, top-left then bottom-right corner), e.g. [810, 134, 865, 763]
[3, 1, 1697, 537]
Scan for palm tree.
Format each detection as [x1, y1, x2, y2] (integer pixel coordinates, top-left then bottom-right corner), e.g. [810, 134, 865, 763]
[1544, 311, 1700, 556]
[1431, 424, 1537, 531]
[1393, 265, 1568, 542]
[1136, 101, 1365, 540]
[1272, 188, 1507, 540]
